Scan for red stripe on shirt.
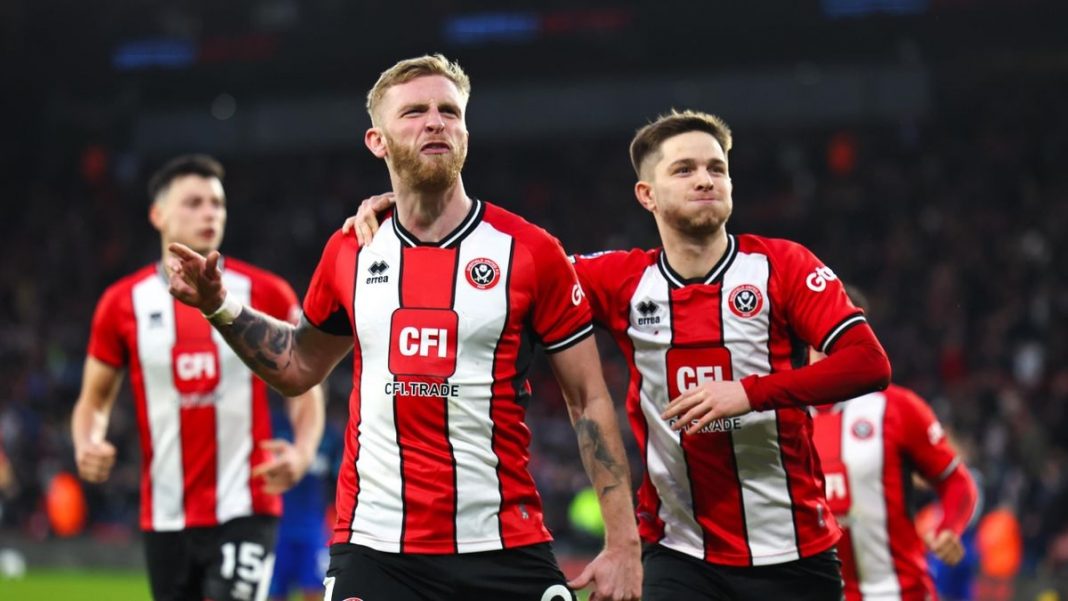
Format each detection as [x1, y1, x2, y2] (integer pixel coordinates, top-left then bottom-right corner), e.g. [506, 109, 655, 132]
[173, 300, 218, 526]
[397, 247, 458, 552]
[669, 284, 750, 563]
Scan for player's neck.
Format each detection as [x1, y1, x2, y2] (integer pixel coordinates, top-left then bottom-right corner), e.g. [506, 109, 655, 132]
[659, 225, 729, 280]
[392, 179, 472, 243]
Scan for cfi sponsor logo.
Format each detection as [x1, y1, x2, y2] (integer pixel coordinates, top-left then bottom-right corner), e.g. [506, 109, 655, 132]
[728, 284, 764, 318]
[465, 258, 501, 290]
[851, 418, 875, 440]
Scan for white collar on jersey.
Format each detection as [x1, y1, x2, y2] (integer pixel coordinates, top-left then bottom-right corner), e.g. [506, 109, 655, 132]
[657, 234, 738, 288]
[390, 198, 484, 249]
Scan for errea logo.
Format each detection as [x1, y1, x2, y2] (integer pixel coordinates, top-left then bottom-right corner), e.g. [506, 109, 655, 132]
[366, 260, 389, 285]
[635, 299, 661, 325]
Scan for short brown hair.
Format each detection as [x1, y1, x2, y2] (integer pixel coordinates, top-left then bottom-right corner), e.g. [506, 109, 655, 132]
[366, 54, 471, 123]
[147, 154, 224, 203]
[629, 109, 733, 178]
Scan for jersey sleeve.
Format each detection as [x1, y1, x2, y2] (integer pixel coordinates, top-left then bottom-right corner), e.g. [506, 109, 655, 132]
[569, 251, 627, 326]
[894, 388, 960, 481]
[302, 231, 355, 336]
[86, 284, 129, 368]
[251, 271, 301, 325]
[531, 235, 594, 353]
[776, 241, 865, 353]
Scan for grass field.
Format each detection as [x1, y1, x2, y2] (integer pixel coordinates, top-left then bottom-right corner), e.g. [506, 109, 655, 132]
[0, 570, 593, 600]
[0, 570, 150, 600]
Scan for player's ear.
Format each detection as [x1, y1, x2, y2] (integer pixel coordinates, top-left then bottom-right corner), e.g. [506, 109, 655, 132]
[365, 128, 387, 159]
[634, 180, 656, 214]
[148, 199, 166, 232]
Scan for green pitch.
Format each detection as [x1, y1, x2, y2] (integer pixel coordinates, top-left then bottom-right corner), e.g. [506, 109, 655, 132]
[0, 569, 150, 600]
[0, 570, 594, 600]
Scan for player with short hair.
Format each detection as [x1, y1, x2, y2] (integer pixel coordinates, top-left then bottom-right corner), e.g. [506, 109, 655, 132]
[167, 55, 642, 601]
[810, 287, 979, 601]
[72, 154, 325, 601]
[347, 108, 893, 600]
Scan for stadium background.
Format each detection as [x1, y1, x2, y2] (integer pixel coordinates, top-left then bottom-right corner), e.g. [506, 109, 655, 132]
[1, 0, 1066, 598]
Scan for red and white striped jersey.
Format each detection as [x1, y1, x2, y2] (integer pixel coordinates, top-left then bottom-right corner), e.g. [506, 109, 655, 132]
[303, 199, 593, 554]
[573, 234, 862, 567]
[87, 259, 299, 531]
[812, 385, 959, 601]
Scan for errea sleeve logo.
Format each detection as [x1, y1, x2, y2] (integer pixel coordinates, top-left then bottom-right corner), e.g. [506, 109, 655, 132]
[805, 266, 838, 292]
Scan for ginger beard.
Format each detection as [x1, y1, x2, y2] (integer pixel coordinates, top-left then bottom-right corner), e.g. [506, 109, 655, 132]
[385, 131, 467, 194]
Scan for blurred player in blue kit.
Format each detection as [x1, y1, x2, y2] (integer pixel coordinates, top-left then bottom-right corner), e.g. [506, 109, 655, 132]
[269, 404, 343, 601]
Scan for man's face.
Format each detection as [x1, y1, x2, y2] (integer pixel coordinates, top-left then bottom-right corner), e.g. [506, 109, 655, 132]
[150, 174, 227, 254]
[369, 75, 469, 193]
[640, 131, 733, 237]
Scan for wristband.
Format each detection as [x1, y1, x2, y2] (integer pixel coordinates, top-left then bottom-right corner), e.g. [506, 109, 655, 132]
[202, 292, 243, 326]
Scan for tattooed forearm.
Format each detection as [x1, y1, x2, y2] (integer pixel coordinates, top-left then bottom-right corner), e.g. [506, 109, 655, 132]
[220, 308, 296, 376]
[575, 417, 626, 497]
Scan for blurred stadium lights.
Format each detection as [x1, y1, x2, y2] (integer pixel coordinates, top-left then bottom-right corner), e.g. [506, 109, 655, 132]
[443, 7, 634, 46]
[112, 38, 196, 71]
[822, 0, 929, 18]
[113, 33, 279, 73]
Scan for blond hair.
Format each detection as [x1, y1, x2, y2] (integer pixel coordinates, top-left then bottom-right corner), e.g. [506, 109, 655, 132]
[366, 54, 471, 123]
[629, 109, 733, 178]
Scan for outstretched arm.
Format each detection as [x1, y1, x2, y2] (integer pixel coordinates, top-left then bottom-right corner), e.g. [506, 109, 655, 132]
[167, 243, 353, 396]
[548, 337, 641, 601]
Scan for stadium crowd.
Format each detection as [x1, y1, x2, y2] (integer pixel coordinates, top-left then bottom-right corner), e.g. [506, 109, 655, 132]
[1, 81, 1066, 590]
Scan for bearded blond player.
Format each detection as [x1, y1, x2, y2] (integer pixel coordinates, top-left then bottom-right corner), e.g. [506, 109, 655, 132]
[166, 56, 642, 601]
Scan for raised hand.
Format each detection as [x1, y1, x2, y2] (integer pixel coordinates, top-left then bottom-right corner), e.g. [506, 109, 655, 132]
[661, 380, 752, 435]
[166, 243, 226, 313]
[341, 192, 395, 246]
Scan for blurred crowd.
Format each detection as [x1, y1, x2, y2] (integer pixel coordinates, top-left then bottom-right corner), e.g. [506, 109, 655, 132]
[1, 81, 1066, 588]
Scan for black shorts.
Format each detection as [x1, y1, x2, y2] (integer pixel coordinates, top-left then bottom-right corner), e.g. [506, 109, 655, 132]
[642, 543, 843, 601]
[324, 542, 575, 601]
[143, 515, 279, 601]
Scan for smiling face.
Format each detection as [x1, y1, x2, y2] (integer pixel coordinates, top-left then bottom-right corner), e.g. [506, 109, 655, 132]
[365, 75, 469, 193]
[636, 130, 733, 237]
[150, 174, 227, 254]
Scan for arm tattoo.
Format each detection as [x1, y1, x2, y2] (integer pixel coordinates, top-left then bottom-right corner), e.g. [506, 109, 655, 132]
[221, 309, 295, 374]
[575, 417, 624, 497]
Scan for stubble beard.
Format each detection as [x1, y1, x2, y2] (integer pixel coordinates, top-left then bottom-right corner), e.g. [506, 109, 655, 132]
[662, 202, 732, 239]
[386, 134, 467, 194]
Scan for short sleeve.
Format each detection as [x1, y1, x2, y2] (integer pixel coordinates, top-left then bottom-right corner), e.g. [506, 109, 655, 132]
[302, 231, 355, 336]
[569, 250, 627, 325]
[895, 388, 959, 481]
[86, 285, 129, 368]
[776, 241, 865, 353]
[251, 272, 301, 325]
[531, 235, 593, 353]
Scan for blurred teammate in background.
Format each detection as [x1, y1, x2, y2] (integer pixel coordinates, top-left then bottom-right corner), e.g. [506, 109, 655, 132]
[71, 155, 325, 601]
[347, 109, 892, 600]
[268, 403, 342, 601]
[811, 286, 979, 601]
[167, 55, 641, 601]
